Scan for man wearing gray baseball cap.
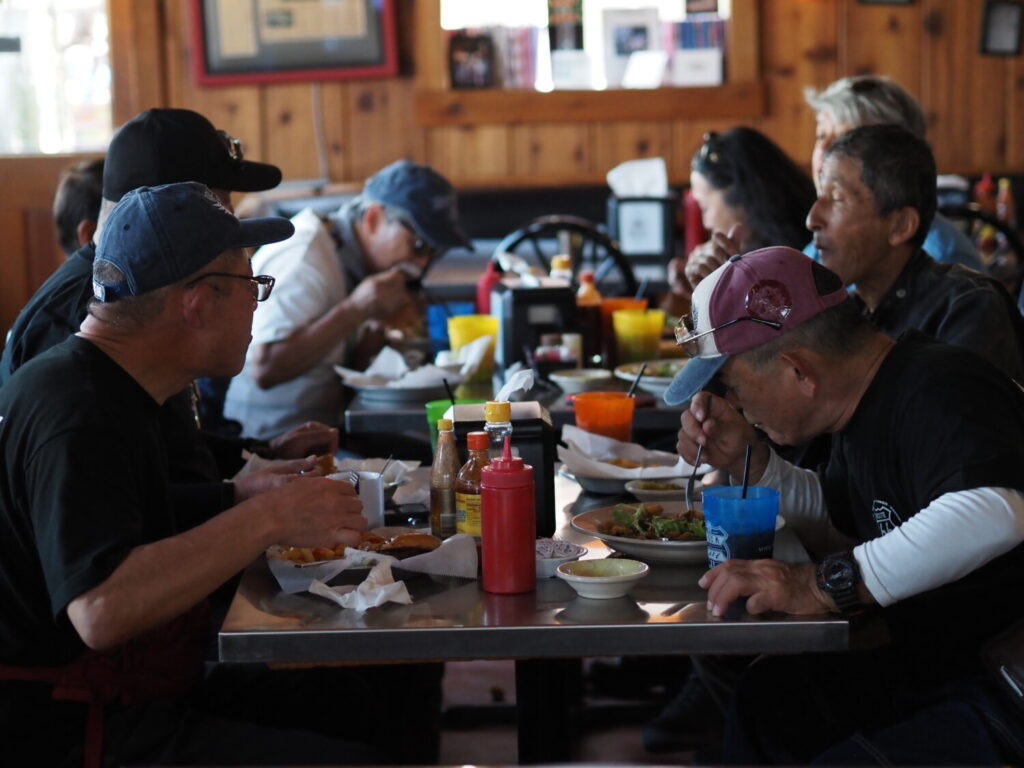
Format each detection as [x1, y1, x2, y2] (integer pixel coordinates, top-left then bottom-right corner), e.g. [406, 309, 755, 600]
[0, 183, 389, 766]
[670, 246, 1024, 763]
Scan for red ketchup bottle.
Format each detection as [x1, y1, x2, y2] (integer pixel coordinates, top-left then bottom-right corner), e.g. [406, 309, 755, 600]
[480, 435, 536, 594]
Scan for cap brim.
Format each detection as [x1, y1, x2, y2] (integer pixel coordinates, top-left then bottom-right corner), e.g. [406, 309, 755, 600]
[663, 355, 729, 406]
[225, 160, 283, 192]
[231, 216, 295, 249]
[417, 219, 475, 252]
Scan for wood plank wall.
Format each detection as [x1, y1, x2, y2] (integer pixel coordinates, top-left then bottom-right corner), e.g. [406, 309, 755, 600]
[0, 0, 1019, 335]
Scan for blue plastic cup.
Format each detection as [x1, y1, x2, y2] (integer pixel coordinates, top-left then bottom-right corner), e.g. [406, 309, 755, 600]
[702, 486, 779, 569]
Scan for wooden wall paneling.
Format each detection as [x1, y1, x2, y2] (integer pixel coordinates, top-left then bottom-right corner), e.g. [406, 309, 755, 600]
[962, 2, 1010, 173]
[757, 0, 839, 169]
[108, 0, 167, 125]
[511, 124, 593, 180]
[344, 80, 426, 180]
[0, 210, 29, 336]
[840, 0, 922, 93]
[592, 122, 673, 182]
[920, 0, 967, 172]
[426, 125, 512, 184]
[25, 209, 63, 291]
[319, 82, 352, 182]
[728, 0, 761, 83]
[1006, 36, 1024, 168]
[264, 84, 325, 182]
[414, 0, 446, 89]
[161, 0, 269, 175]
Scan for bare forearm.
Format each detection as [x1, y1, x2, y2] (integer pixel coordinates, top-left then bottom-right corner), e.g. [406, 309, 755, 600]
[67, 497, 279, 650]
[252, 299, 368, 387]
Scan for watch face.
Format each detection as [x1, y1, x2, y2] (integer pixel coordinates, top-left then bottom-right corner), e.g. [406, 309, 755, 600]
[824, 557, 856, 591]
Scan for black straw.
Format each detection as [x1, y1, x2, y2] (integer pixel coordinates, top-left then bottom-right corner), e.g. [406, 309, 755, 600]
[626, 362, 647, 397]
[741, 444, 752, 499]
[443, 378, 456, 406]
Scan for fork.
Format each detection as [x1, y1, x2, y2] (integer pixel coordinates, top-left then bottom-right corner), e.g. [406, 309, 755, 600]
[342, 469, 360, 492]
[686, 443, 704, 512]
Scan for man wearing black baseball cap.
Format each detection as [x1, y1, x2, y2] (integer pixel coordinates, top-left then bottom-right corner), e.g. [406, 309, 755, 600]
[224, 159, 472, 438]
[670, 246, 1024, 763]
[1, 108, 280, 383]
[0, 182, 390, 765]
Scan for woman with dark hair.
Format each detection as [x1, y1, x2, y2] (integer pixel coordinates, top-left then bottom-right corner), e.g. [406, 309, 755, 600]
[663, 127, 816, 311]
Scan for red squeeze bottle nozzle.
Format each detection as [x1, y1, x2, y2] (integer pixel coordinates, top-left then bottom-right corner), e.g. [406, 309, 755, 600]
[503, 434, 512, 462]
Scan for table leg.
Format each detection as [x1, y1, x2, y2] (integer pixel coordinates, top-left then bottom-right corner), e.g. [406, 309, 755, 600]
[514, 658, 578, 764]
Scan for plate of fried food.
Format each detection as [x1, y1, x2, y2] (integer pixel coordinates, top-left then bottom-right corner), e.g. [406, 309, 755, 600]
[270, 528, 441, 567]
[570, 501, 708, 564]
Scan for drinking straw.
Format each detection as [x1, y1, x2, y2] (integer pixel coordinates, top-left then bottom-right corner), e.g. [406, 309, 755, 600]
[626, 362, 647, 397]
[443, 378, 456, 406]
[634, 277, 649, 300]
[741, 444, 753, 499]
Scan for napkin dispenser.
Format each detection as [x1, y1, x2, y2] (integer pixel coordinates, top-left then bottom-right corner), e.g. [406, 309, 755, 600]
[490, 277, 578, 381]
[445, 401, 557, 537]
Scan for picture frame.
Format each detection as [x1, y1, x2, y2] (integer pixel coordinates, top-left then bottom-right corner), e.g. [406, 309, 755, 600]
[856, 0, 913, 4]
[602, 7, 660, 89]
[189, 0, 397, 86]
[448, 32, 495, 90]
[980, 0, 1024, 56]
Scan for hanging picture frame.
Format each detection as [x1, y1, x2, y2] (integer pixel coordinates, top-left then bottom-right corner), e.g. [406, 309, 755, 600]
[980, 0, 1024, 55]
[190, 0, 398, 86]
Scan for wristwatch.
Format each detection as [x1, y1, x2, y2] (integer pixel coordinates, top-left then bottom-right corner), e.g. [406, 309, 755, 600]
[816, 551, 861, 614]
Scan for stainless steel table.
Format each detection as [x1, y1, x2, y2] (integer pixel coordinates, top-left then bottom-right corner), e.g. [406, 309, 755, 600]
[219, 473, 847, 763]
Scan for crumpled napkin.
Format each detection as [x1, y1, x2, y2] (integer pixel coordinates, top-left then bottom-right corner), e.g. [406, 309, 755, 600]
[558, 424, 707, 478]
[269, 534, 479, 605]
[335, 458, 418, 486]
[335, 346, 479, 389]
[309, 559, 412, 611]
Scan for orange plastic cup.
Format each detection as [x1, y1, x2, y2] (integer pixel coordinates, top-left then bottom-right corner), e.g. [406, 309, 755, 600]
[572, 391, 636, 442]
[599, 298, 648, 366]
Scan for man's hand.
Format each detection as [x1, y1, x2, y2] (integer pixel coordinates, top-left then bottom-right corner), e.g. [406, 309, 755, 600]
[233, 457, 318, 502]
[265, 477, 367, 550]
[678, 392, 764, 479]
[268, 422, 339, 458]
[699, 559, 833, 616]
[684, 224, 743, 290]
[348, 266, 414, 322]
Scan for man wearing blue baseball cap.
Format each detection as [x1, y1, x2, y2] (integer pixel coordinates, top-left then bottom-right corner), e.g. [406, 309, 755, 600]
[667, 246, 1024, 763]
[0, 182, 406, 766]
[224, 159, 472, 438]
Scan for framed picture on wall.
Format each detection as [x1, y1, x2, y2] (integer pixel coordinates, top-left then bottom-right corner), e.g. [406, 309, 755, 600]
[448, 33, 495, 89]
[190, 0, 397, 86]
[980, 0, 1024, 55]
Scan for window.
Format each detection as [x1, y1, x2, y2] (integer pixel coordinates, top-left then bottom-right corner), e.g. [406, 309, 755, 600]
[0, 0, 111, 154]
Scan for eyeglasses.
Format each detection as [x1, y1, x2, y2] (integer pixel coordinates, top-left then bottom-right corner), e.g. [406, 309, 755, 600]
[186, 272, 275, 302]
[217, 130, 244, 163]
[695, 131, 721, 166]
[673, 279, 792, 357]
[397, 220, 441, 261]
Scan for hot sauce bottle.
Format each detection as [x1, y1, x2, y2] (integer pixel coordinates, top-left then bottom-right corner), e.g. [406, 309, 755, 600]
[455, 431, 490, 538]
[430, 418, 460, 538]
[480, 435, 536, 594]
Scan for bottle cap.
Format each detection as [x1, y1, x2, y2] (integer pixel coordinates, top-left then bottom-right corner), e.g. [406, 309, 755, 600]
[467, 431, 489, 450]
[579, 270, 595, 283]
[483, 434, 533, 487]
[484, 401, 511, 422]
[437, 418, 453, 430]
[551, 255, 571, 271]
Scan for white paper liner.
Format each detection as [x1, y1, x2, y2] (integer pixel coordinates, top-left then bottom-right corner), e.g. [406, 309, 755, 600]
[558, 424, 710, 479]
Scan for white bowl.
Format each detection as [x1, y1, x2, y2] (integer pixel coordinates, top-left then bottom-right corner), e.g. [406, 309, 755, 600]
[556, 558, 650, 599]
[549, 368, 612, 395]
[535, 539, 587, 578]
[624, 478, 692, 503]
[613, 360, 688, 399]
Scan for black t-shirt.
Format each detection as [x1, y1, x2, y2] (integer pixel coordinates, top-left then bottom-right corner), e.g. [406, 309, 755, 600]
[0, 336, 178, 665]
[821, 332, 1024, 672]
[0, 243, 95, 386]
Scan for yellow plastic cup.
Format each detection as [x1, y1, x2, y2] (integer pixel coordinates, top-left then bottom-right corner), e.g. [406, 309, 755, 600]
[612, 308, 666, 364]
[599, 297, 648, 366]
[448, 314, 499, 383]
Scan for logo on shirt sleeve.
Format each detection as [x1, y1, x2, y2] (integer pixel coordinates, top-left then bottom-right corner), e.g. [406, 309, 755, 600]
[872, 499, 902, 534]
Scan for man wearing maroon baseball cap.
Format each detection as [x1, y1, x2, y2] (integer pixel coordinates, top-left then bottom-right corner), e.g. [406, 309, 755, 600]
[670, 246, 1024, 763]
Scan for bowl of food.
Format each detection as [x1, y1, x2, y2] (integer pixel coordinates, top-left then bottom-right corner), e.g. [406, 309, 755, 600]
[536, 538, 587, 578]
[555, 558, 650, 599]
[624, 478, 691, 502]
[613, 360, 688, 400]
[550, 368, 613, 395]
